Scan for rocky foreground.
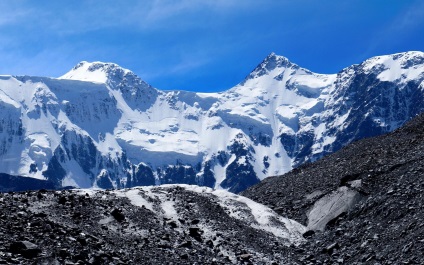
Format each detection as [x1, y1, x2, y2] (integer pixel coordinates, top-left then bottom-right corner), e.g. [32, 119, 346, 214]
[243, 114, 424, 264]
[0, 185, 305, 264]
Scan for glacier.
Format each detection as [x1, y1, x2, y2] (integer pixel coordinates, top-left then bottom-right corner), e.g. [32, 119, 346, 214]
[1, 51, 424, 193]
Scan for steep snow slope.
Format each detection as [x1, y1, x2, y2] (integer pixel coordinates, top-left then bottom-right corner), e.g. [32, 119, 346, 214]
[1, 52, 424, 192]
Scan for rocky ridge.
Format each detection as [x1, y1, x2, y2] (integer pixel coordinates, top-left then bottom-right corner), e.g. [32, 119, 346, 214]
[242, 113, 424, 264]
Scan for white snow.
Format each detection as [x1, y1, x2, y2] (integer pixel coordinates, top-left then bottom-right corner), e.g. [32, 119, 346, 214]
[59, 61, 131, 84]
[114, 185, 306, 245]
[161, 200, 178, 219]
[210, 188, 307, 241]
[363, 51, 424, 83]
[59, 61, 108, 83]
[117, 189, 154, 212]
[61, 159, 92, 188]
[0, 51, 423, 189]
[160, 185, 307, 242]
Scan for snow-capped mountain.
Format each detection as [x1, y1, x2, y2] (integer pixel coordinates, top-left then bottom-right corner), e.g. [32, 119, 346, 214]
[1, 52, 424, 192]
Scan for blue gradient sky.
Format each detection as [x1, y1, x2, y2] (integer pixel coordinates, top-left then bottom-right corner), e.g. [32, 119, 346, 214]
[0, 0, 423, 92]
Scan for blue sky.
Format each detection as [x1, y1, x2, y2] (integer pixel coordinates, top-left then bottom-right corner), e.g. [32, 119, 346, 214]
[0, 0, 424, 92]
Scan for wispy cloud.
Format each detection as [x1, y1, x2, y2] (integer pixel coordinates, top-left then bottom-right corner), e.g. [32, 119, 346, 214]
[360, 1, 424, 59]
[391, 1, 424, 32]
[4, 0, 256, 36]
[0, 2, 33, 26]
[142, 0, 247, 23]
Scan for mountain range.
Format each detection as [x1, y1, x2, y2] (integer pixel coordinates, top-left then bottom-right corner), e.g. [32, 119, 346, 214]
[1, 51, 424, 192]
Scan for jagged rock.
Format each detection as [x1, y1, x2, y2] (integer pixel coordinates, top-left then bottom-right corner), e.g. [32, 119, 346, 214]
[178, 241, 192, 248]
[238, 253, 252, 261]
[323, 242, 339, 253]
[302, 230, 315, 239]
[307, 186, 363, 231]
[110, 208, 125, 222]
[58, 196, 67, 205]
[9, 241, 41, 258]
[188, 227, 203, 242]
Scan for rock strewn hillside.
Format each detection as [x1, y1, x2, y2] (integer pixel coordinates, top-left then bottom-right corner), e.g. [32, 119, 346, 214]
[0, 185, 305, 264]
[242, 113, 424, 264]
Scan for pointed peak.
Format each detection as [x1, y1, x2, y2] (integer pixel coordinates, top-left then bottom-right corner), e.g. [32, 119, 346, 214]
[239, 53, 300, 84]
[261, 52, 295, 70]
[269, 52, 276, 56]
[266, 51, 290, 59]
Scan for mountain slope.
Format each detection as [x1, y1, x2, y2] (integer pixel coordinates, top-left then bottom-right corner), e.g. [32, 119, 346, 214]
[1, 52, 424, 192]
[0, 185, 305, 264]
[0, 173, 56, 192]
[242, 113, 424, 263]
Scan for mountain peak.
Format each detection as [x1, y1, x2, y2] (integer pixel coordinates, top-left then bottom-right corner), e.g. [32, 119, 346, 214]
[59, 61, 133, 84]
[360, 51, 424, 82]
[263, 52, 292, 68]
[241, 53, 303, 83]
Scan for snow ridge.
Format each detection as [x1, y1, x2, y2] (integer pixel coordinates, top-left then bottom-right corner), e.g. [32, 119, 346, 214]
[1, 51, 424, 192]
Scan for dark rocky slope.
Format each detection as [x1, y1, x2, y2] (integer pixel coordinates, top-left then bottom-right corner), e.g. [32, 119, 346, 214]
[242, 113, 424, 264]
[0, 173, 57, 192]
[0, 185, 305, 264]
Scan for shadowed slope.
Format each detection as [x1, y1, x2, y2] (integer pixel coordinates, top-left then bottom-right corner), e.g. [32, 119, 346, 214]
[243, 113, 424, 263]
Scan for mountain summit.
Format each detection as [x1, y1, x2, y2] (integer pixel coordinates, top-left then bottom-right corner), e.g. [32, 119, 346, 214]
[1, 52, 424, 192]
[60, 61, 133, 84]
[243, 52, 300, 80]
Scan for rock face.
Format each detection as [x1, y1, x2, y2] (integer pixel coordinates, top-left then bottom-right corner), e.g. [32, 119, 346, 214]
[306, 186, 363, 232]
[242, 113, 424, 263]
[1, 52, 424, 192]
[0, 185, 305, 264]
